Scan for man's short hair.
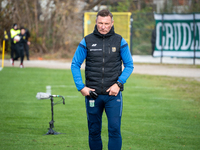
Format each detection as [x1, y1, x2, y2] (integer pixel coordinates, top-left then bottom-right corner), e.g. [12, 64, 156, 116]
[20, 26, 25, 30]
[96, 9, 113, 19]
[13, 23, 17, 28]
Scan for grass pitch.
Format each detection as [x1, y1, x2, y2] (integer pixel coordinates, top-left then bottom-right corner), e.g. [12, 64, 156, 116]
[0, 67, 199, 150]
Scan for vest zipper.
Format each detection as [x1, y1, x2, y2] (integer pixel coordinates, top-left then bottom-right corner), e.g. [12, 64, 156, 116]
[102, 37, 105, 94]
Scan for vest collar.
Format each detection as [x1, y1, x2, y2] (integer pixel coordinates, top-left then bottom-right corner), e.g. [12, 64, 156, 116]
[93, 25, 115, 38]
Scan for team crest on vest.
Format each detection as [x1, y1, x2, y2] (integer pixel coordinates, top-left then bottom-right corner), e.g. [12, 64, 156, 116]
[112, 47, 116, 52]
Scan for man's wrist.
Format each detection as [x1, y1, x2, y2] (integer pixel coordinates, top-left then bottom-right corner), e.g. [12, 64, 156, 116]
[116, 81, 123, 88]
[78, 85, 85, 91]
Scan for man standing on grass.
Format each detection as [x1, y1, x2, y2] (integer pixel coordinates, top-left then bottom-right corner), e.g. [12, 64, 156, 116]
[71, 9, 133, 150]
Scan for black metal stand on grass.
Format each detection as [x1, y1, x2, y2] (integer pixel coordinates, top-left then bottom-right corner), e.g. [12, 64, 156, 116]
[45, 96, 65, 135]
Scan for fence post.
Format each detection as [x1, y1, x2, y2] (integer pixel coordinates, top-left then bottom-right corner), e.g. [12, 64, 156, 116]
[130, 14, 133, 55]
[160, 13, 164, 64]
[82, 14, 84, 38]
[193, 13, 196, 65]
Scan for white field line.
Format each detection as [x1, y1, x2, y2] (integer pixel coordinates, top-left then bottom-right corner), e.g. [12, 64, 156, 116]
[48, 85, 75, 88]
[64, 95, 79, 98]
[127, 86, 167, 90]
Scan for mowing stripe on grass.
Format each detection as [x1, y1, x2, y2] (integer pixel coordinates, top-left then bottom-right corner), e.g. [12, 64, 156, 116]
[153, 97, 194, 101]
[128, 86, 167, 90]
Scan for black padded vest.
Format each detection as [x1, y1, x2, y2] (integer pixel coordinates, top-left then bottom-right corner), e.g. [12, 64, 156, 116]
[85, 26, 123, 95]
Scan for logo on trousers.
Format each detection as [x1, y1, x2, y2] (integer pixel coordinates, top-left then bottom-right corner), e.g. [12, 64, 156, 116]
[117, 99, 121, 102]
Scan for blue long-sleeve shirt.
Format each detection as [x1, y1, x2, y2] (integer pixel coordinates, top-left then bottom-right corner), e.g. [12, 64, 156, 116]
[71, 37, 134, 91]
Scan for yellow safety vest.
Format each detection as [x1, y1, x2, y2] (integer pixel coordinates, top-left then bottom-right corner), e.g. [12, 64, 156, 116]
[10, 28, 20, 43]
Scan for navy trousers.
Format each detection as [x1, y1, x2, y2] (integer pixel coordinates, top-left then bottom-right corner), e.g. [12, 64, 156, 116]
[85, 92, 123, 150]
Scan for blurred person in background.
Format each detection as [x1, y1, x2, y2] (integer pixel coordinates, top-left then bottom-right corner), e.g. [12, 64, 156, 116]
[9, 23, 20, 65]
[13, 27, 28, 68]
[24, 28, 31, 60]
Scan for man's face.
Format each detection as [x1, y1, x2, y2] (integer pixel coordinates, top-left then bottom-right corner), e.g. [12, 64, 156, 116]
[21, 29, 25, 35]
[14, 25, 17, 30]
[96, 16, 114, 35]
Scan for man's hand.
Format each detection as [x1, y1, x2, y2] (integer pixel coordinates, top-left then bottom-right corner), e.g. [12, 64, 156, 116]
[80, 87, 95, 96]
[106, 84, 120, 96]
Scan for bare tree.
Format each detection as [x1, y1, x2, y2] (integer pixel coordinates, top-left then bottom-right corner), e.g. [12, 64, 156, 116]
[0, 0, 112, 57]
